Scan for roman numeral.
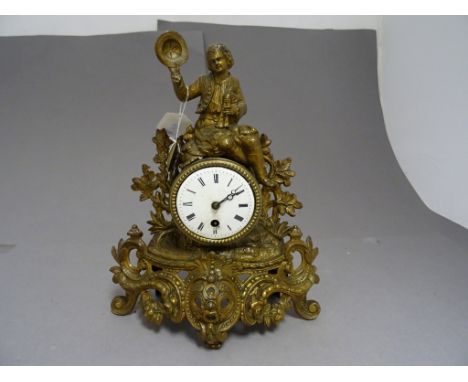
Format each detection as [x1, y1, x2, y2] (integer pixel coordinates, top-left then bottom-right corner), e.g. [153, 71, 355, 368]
[234, 215, 244, 222]
[213, 228, 218, 234]
[197, 222, 204, 231]
[183, 202, 193, 206]
[198, 177, 205, 187]
[213, 173, 219, 183]
[238, 203, 248, 207]
[186, 213, 196, 221]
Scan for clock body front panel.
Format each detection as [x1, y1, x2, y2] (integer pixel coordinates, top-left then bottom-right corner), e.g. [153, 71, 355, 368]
[169, 158, 262, 246]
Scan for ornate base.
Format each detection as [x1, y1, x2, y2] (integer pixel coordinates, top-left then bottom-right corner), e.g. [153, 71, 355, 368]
[110, 224, 320, 349]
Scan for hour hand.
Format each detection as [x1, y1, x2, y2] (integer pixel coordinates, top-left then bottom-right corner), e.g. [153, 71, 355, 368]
[211, 193, 232, 210]
[211, 187, 243, 210]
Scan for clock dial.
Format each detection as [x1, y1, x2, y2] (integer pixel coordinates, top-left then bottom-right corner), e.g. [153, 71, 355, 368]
[170, 159, 261, 245]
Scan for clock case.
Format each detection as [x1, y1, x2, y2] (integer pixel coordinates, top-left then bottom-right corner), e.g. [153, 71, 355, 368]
[110, 127, 320, 349]
[110, 32, 320, 348]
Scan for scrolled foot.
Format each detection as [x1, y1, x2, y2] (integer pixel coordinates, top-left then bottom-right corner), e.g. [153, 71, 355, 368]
[111, 292, 139, 316]
[292, 296, 321, 320]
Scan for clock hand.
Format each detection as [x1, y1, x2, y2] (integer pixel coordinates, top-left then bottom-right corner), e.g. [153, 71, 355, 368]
[225, 186, 244, 201]
[211, 186, 243, 210]
[211, 191, 235, 210]
[229, 188, 245, 198]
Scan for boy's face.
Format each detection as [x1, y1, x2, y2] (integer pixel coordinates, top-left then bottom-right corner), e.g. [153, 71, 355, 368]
[208, 50, 228, 74]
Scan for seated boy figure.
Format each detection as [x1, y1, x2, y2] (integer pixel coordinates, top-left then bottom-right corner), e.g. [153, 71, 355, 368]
[168, 43, 274, 187]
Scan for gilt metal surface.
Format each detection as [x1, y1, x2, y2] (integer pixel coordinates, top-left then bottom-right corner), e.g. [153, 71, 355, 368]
[110, 31, 320, 348]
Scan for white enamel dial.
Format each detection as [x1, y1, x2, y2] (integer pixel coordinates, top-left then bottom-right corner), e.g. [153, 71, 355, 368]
[170, 159, 261, 245]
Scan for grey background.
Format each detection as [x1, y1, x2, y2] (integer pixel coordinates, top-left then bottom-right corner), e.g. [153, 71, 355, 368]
[0, 21, 467, 365]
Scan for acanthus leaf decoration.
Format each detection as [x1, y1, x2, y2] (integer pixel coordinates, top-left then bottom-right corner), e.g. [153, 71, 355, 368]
[152, 128, 172, 170]
[276, 191, 303, 217]
[131, 164, 158, 202]
[272, 158, 295, 187]
[147, 210, 171, 234]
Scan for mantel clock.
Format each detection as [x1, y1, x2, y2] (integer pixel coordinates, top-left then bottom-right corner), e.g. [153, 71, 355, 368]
[110, 31, 320, 348]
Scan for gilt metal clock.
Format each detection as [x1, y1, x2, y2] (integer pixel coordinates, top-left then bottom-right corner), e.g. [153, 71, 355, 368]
[110, 31, 321, 349]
